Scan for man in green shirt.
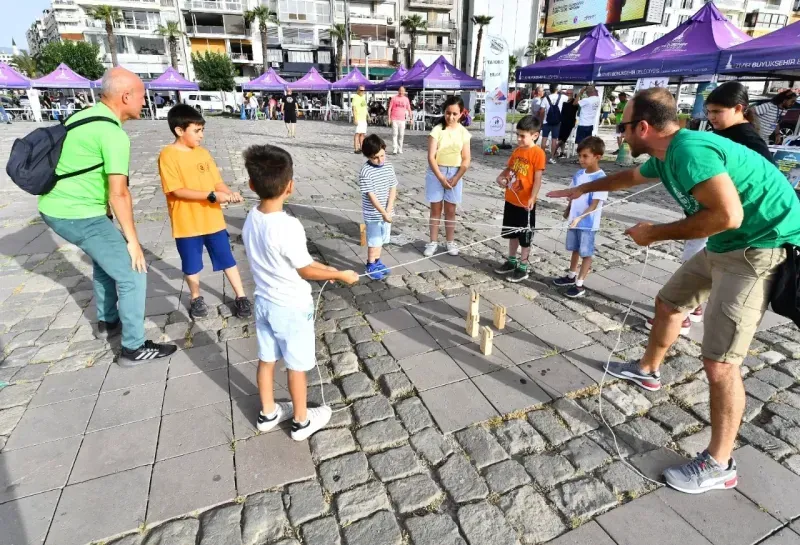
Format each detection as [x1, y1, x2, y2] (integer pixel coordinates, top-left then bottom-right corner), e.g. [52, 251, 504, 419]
[38, 67, 177, 365]
[352, 85, 368, 153]
[549, 87, 800, 494]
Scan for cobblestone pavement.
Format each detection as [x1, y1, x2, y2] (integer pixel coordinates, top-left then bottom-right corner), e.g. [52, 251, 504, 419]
[1, 119, 800, 545]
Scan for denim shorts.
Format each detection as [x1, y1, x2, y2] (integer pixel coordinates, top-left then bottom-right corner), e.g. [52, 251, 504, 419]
[542, 123, 560, 138]
[254, 296, 316, 372]
[425, 166, 463, 204]
[576, 125, 594, 143]
[365, 220, 391, 248]
[175, 229, 236, 275]
[566, 228, 597, 258]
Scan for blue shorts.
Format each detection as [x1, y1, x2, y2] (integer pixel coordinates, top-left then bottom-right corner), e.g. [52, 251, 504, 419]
[175, 229, 236, 275]
[542, 123, 560, 138]
[425, 166, 463, 204]
[566, 229, 597, 258]
[254, 296, 315, 372]
[576, 125, 594, 143]
[366, 220, 391, 248]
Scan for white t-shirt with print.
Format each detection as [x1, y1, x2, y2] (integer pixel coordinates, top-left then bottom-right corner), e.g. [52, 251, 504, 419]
[578, 95, 601, 126]
[568, 169, 608, 231]
[242, 208, 314, 308]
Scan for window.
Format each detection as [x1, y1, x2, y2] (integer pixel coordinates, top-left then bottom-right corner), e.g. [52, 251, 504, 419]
[663, 13, 671, 26]
[632, 31, 645, 45]
[317, 50, 331, 64]
[267, 49, 283, 62]
[315, 1, 330, 23]
[746, 11, 788, 28]
[318, 28, 330, 45]
[794, 0, 800, 12]
[335, 0, 344, 16]
[130, 36, 166, 55]
[681, 0, 693, 8]
[665, 0, 672, 6]
[287, 50, 313, 62]
[678, 14, 689, 23]
[267, 27, 279, 44]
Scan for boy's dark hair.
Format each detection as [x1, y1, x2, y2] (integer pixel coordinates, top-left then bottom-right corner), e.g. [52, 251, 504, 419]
[516, 115, 541, 134]
[167, 104, 205, 136]
[577, 136, 605, 156]
[244, 144, 293, 200]
[630, 87, 678, 130]
[361, 134, 386, 158]
[618, 92, 628, 100]
[549, 84, 559, 94]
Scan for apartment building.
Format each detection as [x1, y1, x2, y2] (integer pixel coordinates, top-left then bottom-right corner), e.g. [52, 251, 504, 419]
[26, 12, 49, 56]
[335, 0, 400, 80]
[400, 0, 461, 66]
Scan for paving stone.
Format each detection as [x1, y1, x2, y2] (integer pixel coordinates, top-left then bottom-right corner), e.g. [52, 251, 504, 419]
[286, 480, 328, 526]
[387, 473, 443, 514]
[355, 341, 389, 360]
[369, 445, 422, 482]
[330, 352, 359, 377]
[410, 427, 455, 466]
[0, 381, 40, 409]
[341, 372, 376, 401]
[472, 366, 552, 414]
[363, 356, 400, 380]
[347, 325, 374, 344]
[549, 478, 618, 521]
[735, 445, 800, 522]
[521, 453, 576, 489]
[456, 426, 509, 469]
[763, 415, 800, 450]
[677, 427, 712, 456]
[199, 504, 243, 545]
[499, 485, 567, 545]
[648, 403, 702, 435]
[671, 379, 710, 406]
[405, 514, 466, 545]
[458, 502, 520, 545]
[395, 397, 434, 434]
[552, 397, 600, 435]
[241, 491, 290, 545]
[438, 454, 489, 503]
[493, 419, 546, 456]
[738, 422, 794, 459]
[142, 519, 200, 545]
[356, 418, 408, 453]
[342, 511, 402, 545]
[777, 361, 800, 381]
[527, 409, 572, 446]
[484, 459, 532, 495]
[324, 332, 351, 355]
[560, 436, 612, 472]
[578, 395, 626, 427]
[301, 517, 341, 545]
[755, 368, 796, 391]
[319, 452, 370, 493]
[760, 350, 787, 364]
[307, 383, 343, 407]
[599, 460, 653, 499]
[419, 380, 499, 434]
[0, 406, 24, 436]
[745, 377, 779, 402]
[768, 402, 800, 425]
[309, 428, 357, 463]
[336, 481, 392, 526]
[615, 418, 672, 453]
[6, 394, 96, 450]
[784, 454, 800, 476]
[777, 390, 800, 410]
[379, 372, 414, 400]
[601, 383, 652, 416]
[352, 394, 394, 426]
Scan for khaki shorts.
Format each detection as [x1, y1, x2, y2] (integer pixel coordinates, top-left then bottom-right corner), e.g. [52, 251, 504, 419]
[658, 247, 785, 365]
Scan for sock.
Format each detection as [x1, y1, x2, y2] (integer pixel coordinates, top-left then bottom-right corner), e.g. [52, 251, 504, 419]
[508, 256, 518, 265]
[517, 262, 528, 271]
[575, 279, 584, 287]
[293, 418, 310, 428]
[567, 270, 577, 279]
[261, 406, 279, 420]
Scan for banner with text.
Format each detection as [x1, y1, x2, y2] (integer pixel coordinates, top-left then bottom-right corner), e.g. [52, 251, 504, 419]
[483, 35, 510, 141]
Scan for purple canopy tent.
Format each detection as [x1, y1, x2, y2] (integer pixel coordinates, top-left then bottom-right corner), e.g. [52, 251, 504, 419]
[717, 20, 800, 79]
[403, 56, 481, 89]
[331, 67, 373, 91]
[594, 2, 750, 81]
[0, 63, 31, 89]
[290, 67, 332, 92]
[517, 25, 630, 83]
[147, 67, 199, 91]
[387, 60, 426, 90]
[372, 66, 407, 92]
[242, 68, 290, 92]
[32, 63, 94, 89]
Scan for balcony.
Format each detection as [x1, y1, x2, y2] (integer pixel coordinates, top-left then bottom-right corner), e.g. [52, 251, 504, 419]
[230, 52, 253, 61]
[711, 0, 746, 10]
[407, 0, 454, 9]
[187, 0, 243, 12]
[424, 20, 456, 32]
[349, 13, 390, 25]
[85, 19, 158, 32]
[283, 36, 317, 46]
[187, 24, 226, 34]
[416, 43, 452, 51]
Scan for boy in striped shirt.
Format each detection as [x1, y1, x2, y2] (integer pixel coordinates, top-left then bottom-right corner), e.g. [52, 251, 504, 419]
[359, 134, 398, 280]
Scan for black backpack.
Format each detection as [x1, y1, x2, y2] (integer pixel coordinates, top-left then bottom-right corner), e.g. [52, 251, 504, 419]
[771, 244, 800, 328]
[545, 95, 563, 125]
[5, 116, 119, 196]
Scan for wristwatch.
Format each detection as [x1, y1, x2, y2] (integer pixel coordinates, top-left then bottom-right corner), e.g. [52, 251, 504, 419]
[207, 191, 217, 204]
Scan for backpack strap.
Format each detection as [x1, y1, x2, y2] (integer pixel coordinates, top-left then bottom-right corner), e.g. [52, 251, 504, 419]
[55, 117, 120, 182]
[53, 162, 106, 183]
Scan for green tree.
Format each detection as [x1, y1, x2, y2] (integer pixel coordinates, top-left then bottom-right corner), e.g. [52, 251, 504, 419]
[244, 5, 279, 75]
[508, 55, 518, 83]
[10, 52, 38, 77]
[85, 5, 122, 67]
[330, 23, 347, 80]
[526, 38, 551, 62]
[191, 51, 236, 91]
[37, 41, 105, 79]
[156, 21, 184, 70]
[471, 15, 493, 77]
[400, 15, 427, 68]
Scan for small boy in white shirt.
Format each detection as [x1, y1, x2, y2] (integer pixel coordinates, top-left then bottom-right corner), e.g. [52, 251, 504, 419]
[552, 136, 607, 298]
[242, 144, 359, 441]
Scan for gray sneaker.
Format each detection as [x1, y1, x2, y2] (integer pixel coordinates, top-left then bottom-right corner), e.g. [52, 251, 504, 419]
[663, 450, 738, 494]
[604, 360, 662, 391]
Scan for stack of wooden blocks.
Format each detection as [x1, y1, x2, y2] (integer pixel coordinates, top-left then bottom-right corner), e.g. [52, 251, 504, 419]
[465, 290, 506, 356]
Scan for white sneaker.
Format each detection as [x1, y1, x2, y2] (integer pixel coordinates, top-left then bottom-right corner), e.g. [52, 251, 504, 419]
[256, 401, 294, 432]
[399, 149, 404, 154]
[291, 406, 332, 441]
[423, 242, 438, 257]
[446, 241, 459, 255]
[548, 158, 557, 165]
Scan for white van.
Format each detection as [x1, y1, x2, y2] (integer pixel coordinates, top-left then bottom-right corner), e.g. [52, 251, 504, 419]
[183, 92, 236, 114]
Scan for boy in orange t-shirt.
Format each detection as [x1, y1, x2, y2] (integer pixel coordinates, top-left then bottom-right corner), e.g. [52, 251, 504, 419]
[493, 115, 546, 283]
[158, 104, 252, 320]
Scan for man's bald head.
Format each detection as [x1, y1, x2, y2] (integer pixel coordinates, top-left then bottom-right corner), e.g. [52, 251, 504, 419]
[100, 67, 146, 122]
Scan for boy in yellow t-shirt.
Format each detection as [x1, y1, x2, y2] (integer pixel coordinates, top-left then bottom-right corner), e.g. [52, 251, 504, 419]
[158, 104, 252, 320]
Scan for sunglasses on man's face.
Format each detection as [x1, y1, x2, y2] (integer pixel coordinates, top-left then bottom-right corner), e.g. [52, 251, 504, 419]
[617, 119, 642, 134]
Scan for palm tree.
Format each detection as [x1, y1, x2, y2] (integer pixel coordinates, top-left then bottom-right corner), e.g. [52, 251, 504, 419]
[245, 5, 279, 75]
[330, 23, 347, 80]
[508, 55, 518, 83]
[471, 15, 493, 78]
[10, 52, 37, 77]
[86, 5, 123, 67]
[400, 15, 427, 68]
[156, 21, 184, 71]
[526, 38, 551, 62]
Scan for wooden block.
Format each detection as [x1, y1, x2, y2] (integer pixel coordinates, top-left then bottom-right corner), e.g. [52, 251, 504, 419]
[466, 313, 480, 338]
[469, 290, 480, 319]
[493, 305, 507, 330]
[359, 224, 367, 246]
[480, 326, 494, 356]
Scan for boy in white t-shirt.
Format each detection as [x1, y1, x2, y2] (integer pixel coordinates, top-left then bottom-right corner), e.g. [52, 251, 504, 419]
[242, 144, 359, 441]
[553, 136, 607, 298]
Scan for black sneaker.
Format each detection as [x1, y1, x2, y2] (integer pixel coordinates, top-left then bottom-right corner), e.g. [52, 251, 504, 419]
[354, 149, 361, 154]
[553, 275, 576, 287]
[508, 266, 529, 283]
[234, 297, 252, 318]
[566, 285, 586, 298]
[97, 319, 121, 339]
[494, 260, 517, 275]
[190, 296, 209, 320]
[119, 340, 177, 367]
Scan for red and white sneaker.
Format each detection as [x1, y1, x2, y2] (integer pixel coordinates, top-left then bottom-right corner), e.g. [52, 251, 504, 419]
[646, 316, 691, 336]
[688, 305, 703, 323]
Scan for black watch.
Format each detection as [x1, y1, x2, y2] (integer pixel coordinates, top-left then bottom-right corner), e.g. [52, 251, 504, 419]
[207, 191, 217, 203]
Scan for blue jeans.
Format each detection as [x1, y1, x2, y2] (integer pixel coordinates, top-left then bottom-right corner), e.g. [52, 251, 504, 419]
[41, 214, 147, 350]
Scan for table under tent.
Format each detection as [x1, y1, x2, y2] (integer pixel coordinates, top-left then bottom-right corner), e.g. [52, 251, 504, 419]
[31, 63, 98, 121]
[287, 67, 333, 120]
[242, 68, 290, 120]
[0, 62, 34, 121]
[371, 66, 409, 126]
[331, 67, 374, 123]
[145, 67, 200, 119]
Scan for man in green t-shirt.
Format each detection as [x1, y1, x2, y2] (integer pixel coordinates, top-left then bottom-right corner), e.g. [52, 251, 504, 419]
[352, 85, 368, 153]
[38, 67, 177, 365]
[549, 87, 800, 495]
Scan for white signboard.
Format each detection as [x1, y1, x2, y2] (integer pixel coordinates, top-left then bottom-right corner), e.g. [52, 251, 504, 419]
[635, 77, 668, 92]
[483, 35, 509, 139]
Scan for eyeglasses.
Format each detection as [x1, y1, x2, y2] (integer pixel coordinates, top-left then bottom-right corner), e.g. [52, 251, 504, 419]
[617, 119, 643, 134]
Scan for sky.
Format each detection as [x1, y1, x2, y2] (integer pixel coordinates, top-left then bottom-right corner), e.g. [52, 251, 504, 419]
[4, 0, 52, 52]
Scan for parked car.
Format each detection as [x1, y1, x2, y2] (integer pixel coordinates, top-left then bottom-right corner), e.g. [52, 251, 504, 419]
[750, 98, 800, 142]
[183, 92, 235, 114]
[517, 98, 531, 113]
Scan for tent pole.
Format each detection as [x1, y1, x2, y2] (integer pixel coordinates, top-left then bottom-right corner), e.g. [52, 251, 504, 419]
[90, 87, 95, 104]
